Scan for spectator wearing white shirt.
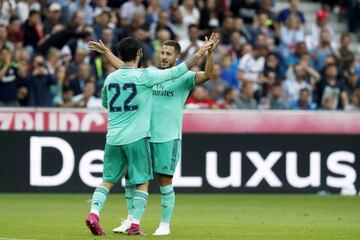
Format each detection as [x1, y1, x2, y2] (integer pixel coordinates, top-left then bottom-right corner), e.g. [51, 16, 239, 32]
[305, 9, 336, 51]
[179, 24, 203, 60]
[283, 63, 313, 105]
[171, 7, 188, 41]
[279, 14, 305, 60]
[179, 0, 200, 27]
[72, 81, 102, 108]
[237, 45, 268, 92]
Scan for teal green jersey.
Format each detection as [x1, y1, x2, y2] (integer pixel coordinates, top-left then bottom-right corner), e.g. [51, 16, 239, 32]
[102, 62, 189, 145]
[150, 71, 196, 143]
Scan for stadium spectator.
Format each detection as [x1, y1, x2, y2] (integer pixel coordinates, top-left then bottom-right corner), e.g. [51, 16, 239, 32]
[16, 0, 41, 23]
[204, 64, 228, 101]
[277, 0, 305, 25]
[228, 32, 246, 60]
[346, 88, 360, 111]
[289, 88, 317, 110]
[218, 87, 238, 109]
[149, 10, 176, 40]
[0, 24, 14, 52]
[54, 85, 76, 108]
[220, 16, 235, 45]
[220, 55, 239, 88]
[179, 24, 203, 60]
[312, 29, 338, 72]
[68, 0, 94, 25]
[22, 10, 43, 50]
[278, 14, 305, 60]
[338, 32, 354, 69]
[231, 0, 259, 25]
[69, 63, 95, 96]
[316, 64, 347, 110]
[264, 52, 283, 81]
[0, 47, 24, 106]
[146, 0, 161, 25]
[259, 82, 287, 109]
[0, 0, 16, 25]
[45, 47, 61, 75]
[43, 3, 63, 35]
[26, 54, 56, 107]
[251, 12, 275, 46]
[305, 9, 336, 51]
[179, 0, 200, 27]
[199, 0, 224, 30]
[120, 0, 145, 26]
[170, 7, 188, 41]
[259, 0, 277, 23]
[344, 68, 360, 104]
[93, 8, 112, 39]
[283, 64, 313, 105]
[7, 16, 23, 48]
[185, 86, 218, 109]
[72, 81, 102, 108]
[237, 44, 268, 99]
[236, 82, 257, 109]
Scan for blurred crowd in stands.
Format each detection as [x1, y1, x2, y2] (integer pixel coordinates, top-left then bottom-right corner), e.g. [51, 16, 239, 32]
[0, 0, 359, 110]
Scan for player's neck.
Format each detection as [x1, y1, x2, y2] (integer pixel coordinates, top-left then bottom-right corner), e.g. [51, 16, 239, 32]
[121, 61, 138, 68]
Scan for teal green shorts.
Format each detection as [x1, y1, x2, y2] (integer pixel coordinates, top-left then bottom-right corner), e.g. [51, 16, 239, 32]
[150, 140, 181, 176]
[103, 138, 153, 185]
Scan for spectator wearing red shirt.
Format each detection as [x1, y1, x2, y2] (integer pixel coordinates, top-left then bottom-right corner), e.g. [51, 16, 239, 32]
[185, 86, 218, 109]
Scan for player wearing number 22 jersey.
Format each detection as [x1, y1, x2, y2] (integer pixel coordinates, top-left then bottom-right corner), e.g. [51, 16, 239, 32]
[90, 35, 220, 236]
[85, 37, 213, 236]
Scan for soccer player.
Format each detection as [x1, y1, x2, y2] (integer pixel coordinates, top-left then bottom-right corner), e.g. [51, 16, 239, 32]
[85, 37, 214, 236]
[88, 33, 219, 235]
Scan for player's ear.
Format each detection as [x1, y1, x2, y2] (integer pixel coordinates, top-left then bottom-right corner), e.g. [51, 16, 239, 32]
[137, 48, 143, 58]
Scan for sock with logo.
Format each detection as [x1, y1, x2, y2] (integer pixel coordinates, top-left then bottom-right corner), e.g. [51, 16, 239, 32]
[90, 186, 110, 216]
[160, 185, 175, 223]
[132, 190, 149, 224]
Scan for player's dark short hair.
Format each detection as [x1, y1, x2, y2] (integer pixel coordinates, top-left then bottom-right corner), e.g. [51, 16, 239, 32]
[188, 24, 199, 31]
[118, 37, 142, 62]
[300, 88, 310, 94]
[29, 10, 40, 17]
[162, 40, 181, 54]
[272, 81, 282, 88]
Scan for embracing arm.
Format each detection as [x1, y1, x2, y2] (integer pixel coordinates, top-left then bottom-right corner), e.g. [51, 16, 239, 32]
[88, 40, 124, 69]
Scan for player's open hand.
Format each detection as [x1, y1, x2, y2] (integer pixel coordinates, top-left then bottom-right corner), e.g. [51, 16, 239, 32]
[208, 33, 220, 53]
[198, 37, 214, 56]
[88, 40, 109, 54]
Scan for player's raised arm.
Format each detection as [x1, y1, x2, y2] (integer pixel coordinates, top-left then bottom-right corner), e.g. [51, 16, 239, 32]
[195, 33, 220, 85]
[88, 40, 124, 69]
[144, 39, 214, 87]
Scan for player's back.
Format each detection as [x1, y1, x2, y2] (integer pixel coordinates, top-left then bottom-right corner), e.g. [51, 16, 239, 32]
[102, 67, 153, 145]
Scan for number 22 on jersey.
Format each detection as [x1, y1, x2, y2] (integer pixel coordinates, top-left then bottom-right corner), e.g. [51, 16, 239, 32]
[108, 83, 139, 112]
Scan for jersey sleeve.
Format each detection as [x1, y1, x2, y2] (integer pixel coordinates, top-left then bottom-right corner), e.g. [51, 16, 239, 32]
[142, 62, 189, 87]
[183, 71, 196, 90]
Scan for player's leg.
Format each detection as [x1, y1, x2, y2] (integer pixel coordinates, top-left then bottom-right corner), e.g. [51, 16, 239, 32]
[124, 137, 153, 236]
[113, 171, 135, 233]
[85, 143, 126, 235]
[152, 140, 181, 236]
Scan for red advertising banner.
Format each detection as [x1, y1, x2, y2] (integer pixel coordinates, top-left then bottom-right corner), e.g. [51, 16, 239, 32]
[1, 108, 359, 134]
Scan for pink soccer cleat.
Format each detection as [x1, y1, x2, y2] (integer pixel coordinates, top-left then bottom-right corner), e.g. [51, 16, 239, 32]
[85, 213, 105, 236]
[127, 223, 146, 236]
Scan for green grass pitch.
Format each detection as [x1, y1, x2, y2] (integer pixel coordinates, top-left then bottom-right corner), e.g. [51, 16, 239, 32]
[0, 194, 359, 240]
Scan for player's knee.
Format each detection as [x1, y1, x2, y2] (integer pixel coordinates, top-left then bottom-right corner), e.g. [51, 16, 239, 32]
[159, 174, 173, 186]
[101, 181, 114, 190]
[136, 182, 149, 191]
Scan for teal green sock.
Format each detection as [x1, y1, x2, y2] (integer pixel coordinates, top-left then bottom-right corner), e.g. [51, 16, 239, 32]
[125, 181, 136, 216]
[90, 186, 110, 215]
[160, 185, 175, 223]
[132, 190, 148, 224]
